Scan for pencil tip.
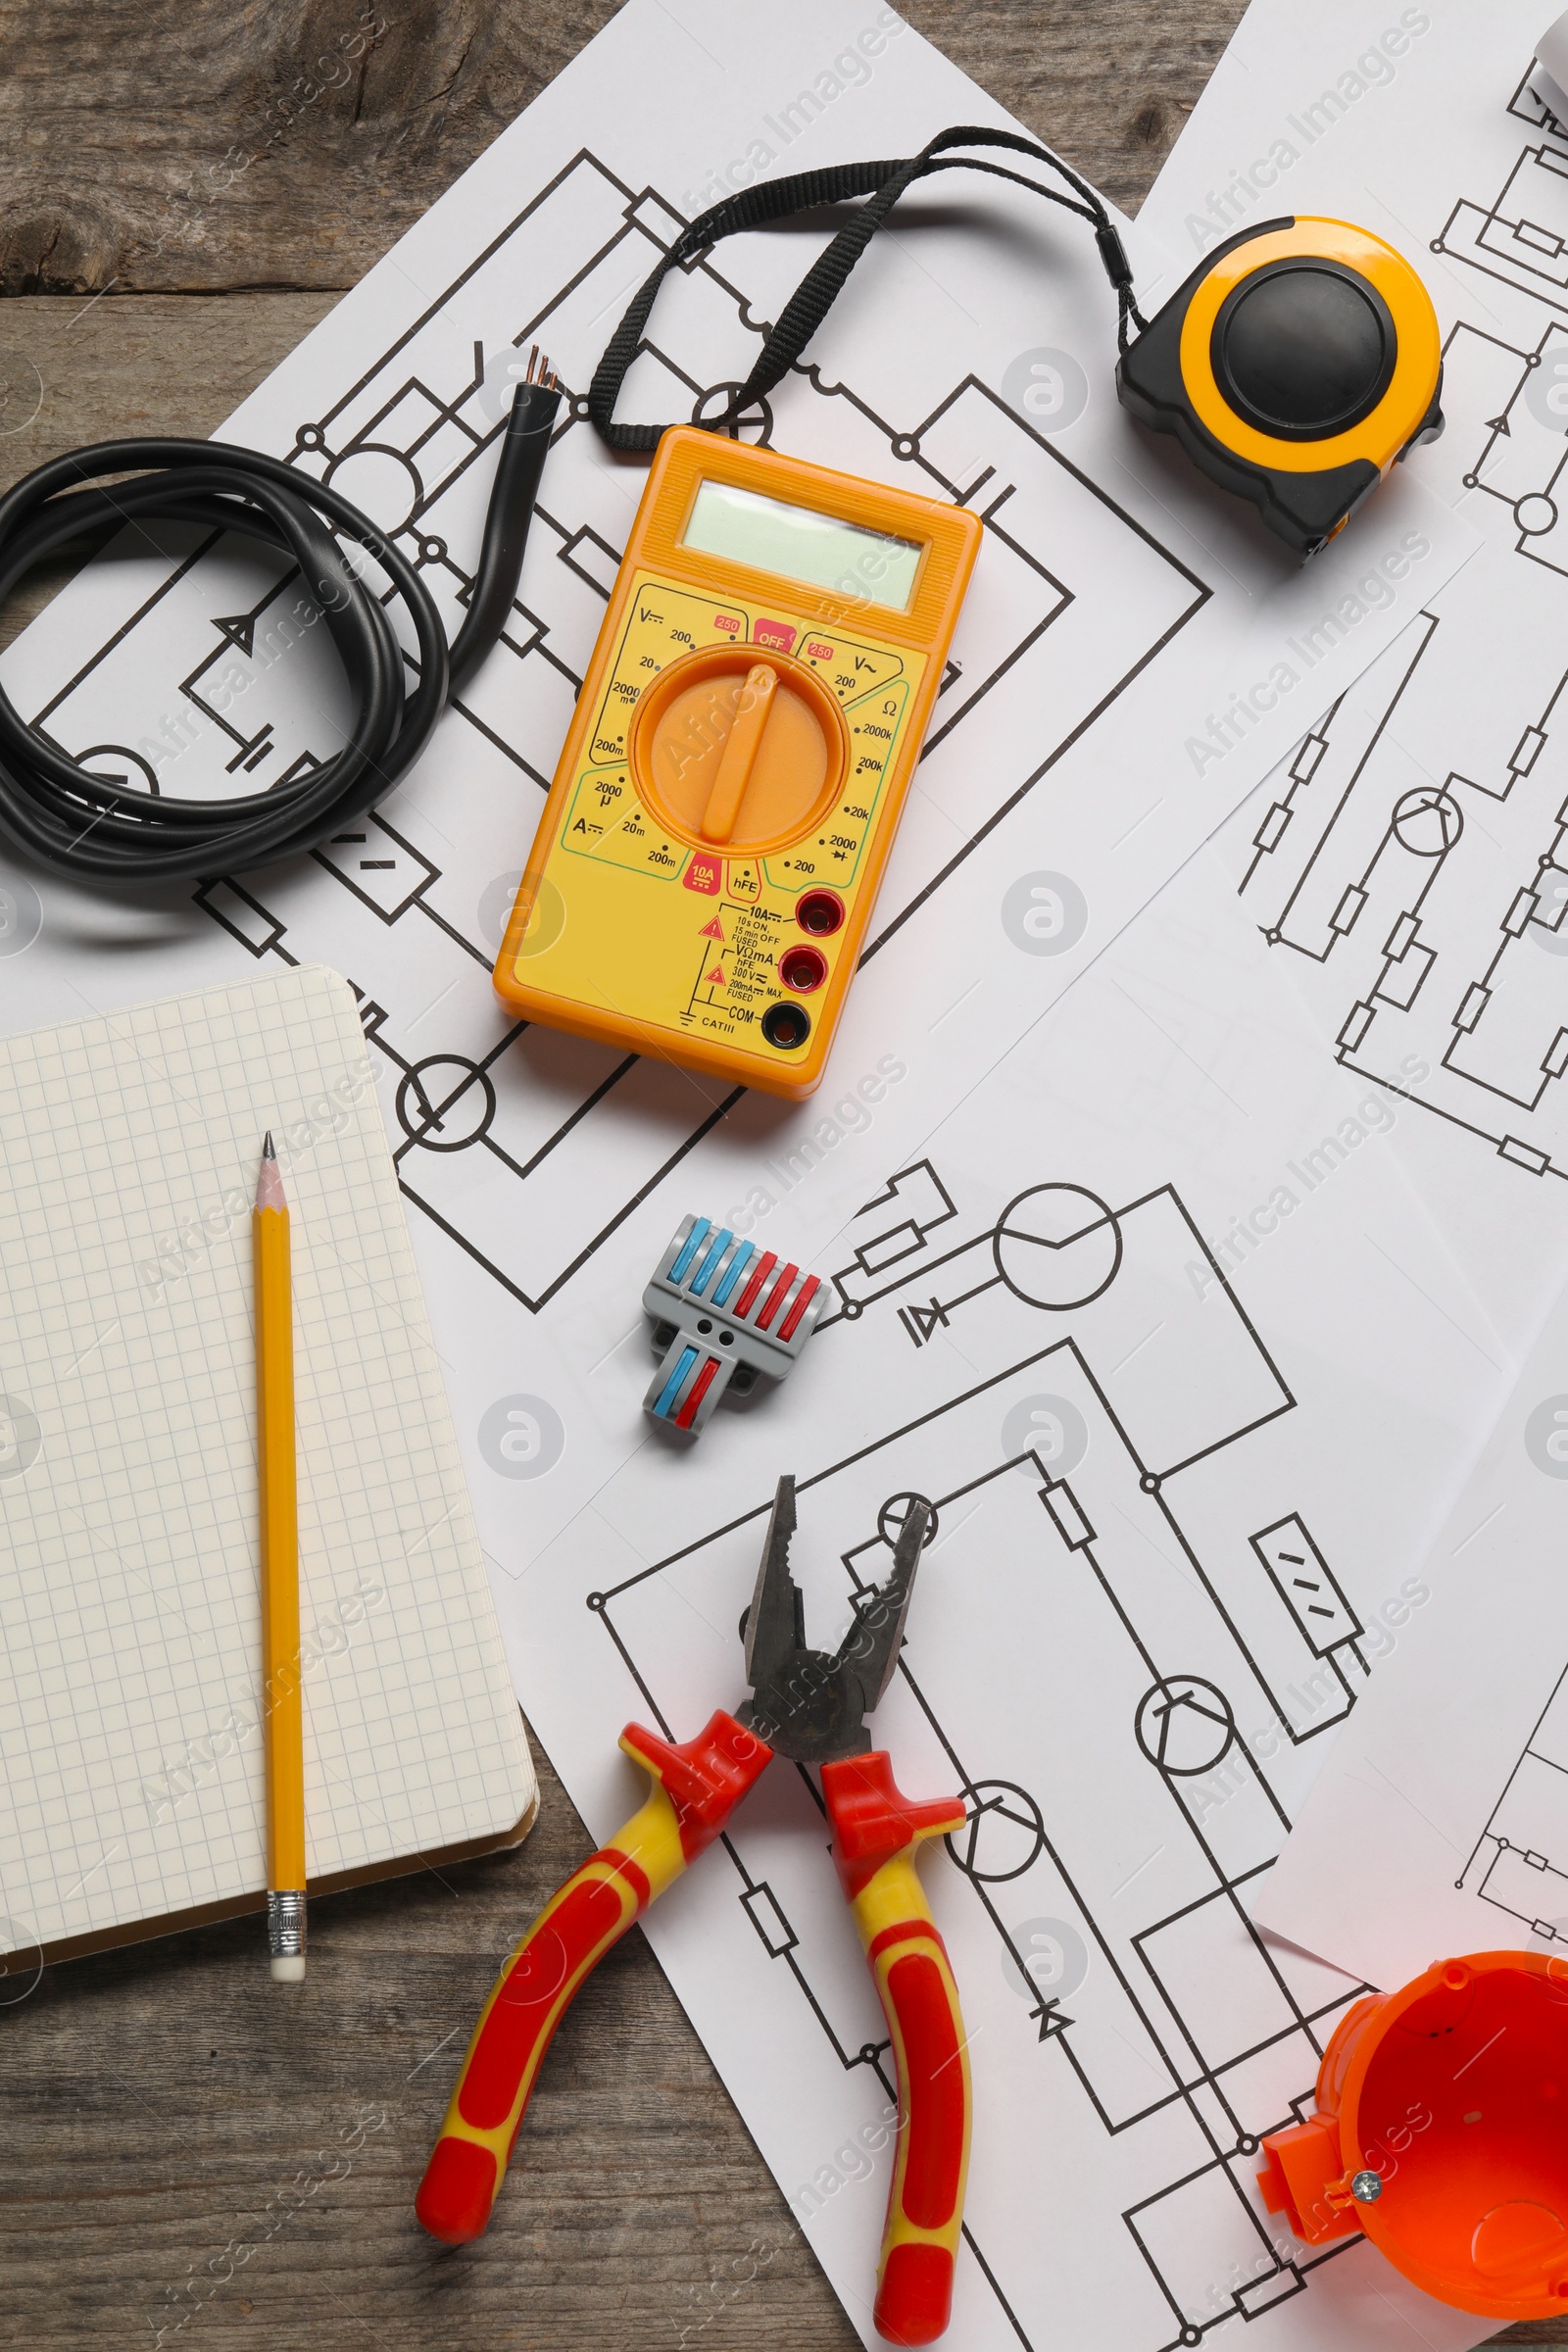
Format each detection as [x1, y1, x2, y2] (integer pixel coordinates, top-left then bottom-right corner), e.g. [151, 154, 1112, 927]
[255, 1139, 287, 1213]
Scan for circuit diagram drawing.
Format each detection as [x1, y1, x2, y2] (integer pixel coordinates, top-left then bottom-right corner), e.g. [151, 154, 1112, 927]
[593, 1165, 1378, 2349]
[1459, 1654, 1568, 1941]
[1235, 59, 1568, 1192]
[1237, 609, 1568, 1182]
[20, 151, 1205, 1311]
[1434, 65, 1568, 322]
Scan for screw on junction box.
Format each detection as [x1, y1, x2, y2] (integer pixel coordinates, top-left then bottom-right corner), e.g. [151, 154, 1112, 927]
[642, 1213, 825, 1441]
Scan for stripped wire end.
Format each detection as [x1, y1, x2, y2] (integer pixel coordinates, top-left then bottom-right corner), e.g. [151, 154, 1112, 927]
[446, 339, 563, 696]
[524, 342, 560, 393]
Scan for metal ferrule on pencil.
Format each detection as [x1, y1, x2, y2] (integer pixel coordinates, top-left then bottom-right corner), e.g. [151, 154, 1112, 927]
[268, 1890, 307, 1960]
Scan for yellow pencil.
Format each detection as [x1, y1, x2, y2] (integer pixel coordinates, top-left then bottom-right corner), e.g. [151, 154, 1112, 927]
[255, 1132, 307, 1984]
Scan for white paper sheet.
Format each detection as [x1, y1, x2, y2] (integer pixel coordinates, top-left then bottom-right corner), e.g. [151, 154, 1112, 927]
[495, 844, 1512, 2352]
[0, 1, 1474, 1307]
[1141, 0, 1568, 1364]
[1257, 1258, 1568, 2003]
[0, 6, 1501, 2345]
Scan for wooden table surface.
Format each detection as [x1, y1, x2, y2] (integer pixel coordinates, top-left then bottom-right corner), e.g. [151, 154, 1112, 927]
[0, 5, 1548, 2347]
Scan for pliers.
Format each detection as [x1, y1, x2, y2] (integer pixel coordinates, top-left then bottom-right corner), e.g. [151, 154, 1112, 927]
[415, 1475, 972, 2348]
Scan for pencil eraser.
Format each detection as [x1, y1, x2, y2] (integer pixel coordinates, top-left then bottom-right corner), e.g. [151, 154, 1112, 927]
[270, 1954, 307, 1984]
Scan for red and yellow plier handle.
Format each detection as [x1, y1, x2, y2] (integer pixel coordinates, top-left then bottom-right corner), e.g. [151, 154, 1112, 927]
[415, 1709, 766, 2242]
[823, 1748, 972, 2346]
[416, 1715, 971, 2346]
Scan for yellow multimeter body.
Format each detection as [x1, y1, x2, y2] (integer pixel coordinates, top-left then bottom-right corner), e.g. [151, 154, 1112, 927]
[493, 428, 982, 1100]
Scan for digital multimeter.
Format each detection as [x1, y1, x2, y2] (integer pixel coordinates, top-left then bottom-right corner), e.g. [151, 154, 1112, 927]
[493, 429, 981, 1099]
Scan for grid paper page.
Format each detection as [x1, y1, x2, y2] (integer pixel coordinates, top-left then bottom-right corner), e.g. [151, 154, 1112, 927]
[0, 965, 533, 1957]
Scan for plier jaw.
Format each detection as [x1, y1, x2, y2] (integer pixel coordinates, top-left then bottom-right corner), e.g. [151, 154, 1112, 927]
[736, 1473, 930, 1763]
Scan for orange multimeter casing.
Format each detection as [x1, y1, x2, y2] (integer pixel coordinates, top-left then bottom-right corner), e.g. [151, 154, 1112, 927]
[492, 427, 982, 1100]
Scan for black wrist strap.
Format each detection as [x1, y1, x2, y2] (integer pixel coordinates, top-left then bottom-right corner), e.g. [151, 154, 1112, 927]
[588, 122, 1148, 453]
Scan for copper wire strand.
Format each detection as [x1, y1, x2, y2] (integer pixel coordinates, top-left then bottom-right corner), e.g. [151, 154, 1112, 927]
[523, 342, 560, 392]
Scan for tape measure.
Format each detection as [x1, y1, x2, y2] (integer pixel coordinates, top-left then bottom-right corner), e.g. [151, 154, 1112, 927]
[1115, 217, 1445, 557]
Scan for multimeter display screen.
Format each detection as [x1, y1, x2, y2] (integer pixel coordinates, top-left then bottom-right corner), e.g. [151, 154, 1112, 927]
[682, 479, 924, 612]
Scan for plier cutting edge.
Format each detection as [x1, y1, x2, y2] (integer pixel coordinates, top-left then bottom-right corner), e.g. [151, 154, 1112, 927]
[416, 1475, 972, 2347]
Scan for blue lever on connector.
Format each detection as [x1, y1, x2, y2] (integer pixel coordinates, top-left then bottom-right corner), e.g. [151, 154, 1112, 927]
[652, 1344, 699, 1418]
[668, 1222, 710, 1285]
[689, 1227, 733, 1296]
[712, 1240, 754, 1307]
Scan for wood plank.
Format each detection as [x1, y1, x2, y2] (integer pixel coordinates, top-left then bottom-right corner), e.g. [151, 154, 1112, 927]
[0, 294, 338, 646]
[0, 0, 1231, 297]
[4, 4, 1551, 2348]
[0, 1737, 862, 2351]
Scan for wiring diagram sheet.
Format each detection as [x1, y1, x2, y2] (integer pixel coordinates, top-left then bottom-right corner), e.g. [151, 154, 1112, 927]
[0, 7, 1508, 2348]
[1258, 1268, 1568, 2005]
[1141, 0, 1568, 1360]
[511, 845, 1509, 2352]
[0, 0, 1474, 1402]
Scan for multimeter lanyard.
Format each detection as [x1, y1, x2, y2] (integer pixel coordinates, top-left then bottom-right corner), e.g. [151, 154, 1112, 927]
[588, 123, 1148, 452]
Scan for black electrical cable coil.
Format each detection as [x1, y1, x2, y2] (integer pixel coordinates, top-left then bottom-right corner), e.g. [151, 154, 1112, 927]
[0, 362, 561, 886]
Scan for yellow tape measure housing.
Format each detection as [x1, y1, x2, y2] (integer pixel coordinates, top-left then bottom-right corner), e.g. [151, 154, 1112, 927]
[1117, 217, 1444, 556]
[494, 430, 981, 1099]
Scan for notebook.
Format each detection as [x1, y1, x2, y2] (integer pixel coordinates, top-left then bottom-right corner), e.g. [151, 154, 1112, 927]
[0, 965, 536, 1970]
